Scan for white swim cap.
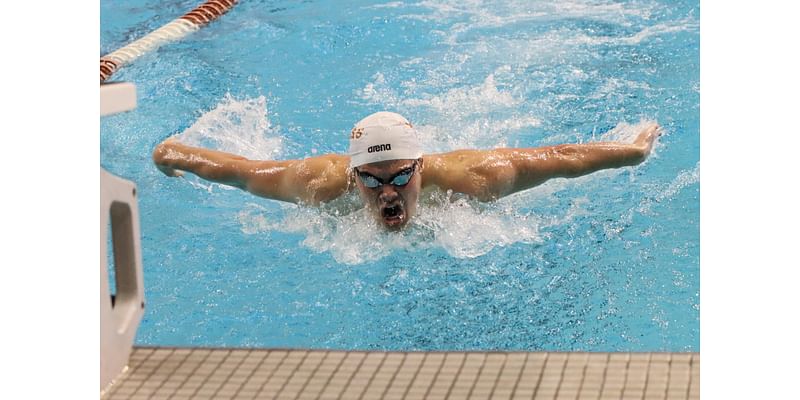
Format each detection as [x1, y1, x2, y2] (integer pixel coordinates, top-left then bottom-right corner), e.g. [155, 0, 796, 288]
[348, 111, 423, 168]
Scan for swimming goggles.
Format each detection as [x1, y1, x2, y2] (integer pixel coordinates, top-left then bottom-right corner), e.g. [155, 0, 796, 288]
[355, 161, 418, 189]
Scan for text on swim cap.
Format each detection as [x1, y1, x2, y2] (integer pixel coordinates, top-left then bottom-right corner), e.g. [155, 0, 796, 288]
[367, 144, 392, 153]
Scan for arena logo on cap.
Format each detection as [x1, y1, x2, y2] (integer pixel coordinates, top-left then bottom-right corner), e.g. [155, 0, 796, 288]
[367, 144, 391, 153]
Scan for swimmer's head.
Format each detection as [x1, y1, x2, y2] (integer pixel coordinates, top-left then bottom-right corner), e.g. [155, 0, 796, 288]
[349, 112, 424, 230]
[348, 112, 423, 169]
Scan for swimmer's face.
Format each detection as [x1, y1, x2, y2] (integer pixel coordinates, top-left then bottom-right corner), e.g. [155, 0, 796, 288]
[353, 158, 423, 230]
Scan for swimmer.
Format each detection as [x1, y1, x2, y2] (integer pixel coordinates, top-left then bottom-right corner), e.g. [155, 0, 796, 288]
[153, 112, 661, 230]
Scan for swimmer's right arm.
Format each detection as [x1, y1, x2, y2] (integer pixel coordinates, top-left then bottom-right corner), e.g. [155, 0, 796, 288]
[152, 139, 351, 205]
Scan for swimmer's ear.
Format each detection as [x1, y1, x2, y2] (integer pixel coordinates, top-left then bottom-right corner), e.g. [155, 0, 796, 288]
[417, 157, 424, 171]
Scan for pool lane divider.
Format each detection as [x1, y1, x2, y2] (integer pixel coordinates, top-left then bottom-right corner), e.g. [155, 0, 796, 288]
[100, 0, 239, 83]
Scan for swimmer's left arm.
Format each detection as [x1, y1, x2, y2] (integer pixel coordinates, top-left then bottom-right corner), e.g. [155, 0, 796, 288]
[425, 122, 660, 201]
[499, 122, 661, 198]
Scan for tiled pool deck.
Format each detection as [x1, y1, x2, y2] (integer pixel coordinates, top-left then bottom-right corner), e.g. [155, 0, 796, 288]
[101, 348, 698, 399]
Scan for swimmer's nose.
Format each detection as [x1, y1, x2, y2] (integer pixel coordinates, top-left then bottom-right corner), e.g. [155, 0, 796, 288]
[378, 186, 399, 203]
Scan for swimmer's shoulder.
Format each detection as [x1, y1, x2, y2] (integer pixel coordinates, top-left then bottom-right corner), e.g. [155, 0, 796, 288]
[421, 150, 487, 195]
[421, 149, 520, 202]
[294, 154, 353, 205]
[422, 150, 485, 174]
[303, 153, 350, 169]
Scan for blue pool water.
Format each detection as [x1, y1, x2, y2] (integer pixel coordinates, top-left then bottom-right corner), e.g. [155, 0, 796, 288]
[101, 0, 699, 351]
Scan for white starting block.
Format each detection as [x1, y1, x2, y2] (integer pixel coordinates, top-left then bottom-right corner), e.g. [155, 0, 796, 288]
[100, 83, 144, 392]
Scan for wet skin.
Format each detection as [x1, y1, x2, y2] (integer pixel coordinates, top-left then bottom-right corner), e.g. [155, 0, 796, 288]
[152, 122, 662, 230]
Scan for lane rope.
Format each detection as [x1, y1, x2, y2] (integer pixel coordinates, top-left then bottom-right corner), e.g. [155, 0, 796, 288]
[100, 0, 239, 83]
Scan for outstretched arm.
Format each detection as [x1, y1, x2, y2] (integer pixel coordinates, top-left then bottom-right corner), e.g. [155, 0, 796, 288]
[423, 123, 661, 201]
[152, 139, 351, 205]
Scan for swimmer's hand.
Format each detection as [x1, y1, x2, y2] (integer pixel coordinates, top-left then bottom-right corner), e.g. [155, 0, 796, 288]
[152, 138, 185, 177]
[156, 163, 184, 178]
[633, 122, 662, 158]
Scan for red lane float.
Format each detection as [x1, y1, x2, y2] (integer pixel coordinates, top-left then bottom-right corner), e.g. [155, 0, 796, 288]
[100, 0, 239, 83]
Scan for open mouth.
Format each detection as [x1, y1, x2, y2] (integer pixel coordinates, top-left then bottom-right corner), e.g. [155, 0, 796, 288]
[380, 204, 406, 227]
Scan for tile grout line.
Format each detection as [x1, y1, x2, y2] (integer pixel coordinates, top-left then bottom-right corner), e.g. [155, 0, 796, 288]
[336, 352, 369, 399]
[578, 355, 589, 399]
[404, 352, 444, 398]
[578, 354, 589, 397]
[686, 354, 694, 400]
[296, 350, 333, 398]
[109, 347, 159, 399]
[313, 351, 349, 400]
[419, 352, 447, 400]
[639, 353, 653, 400]
[274, 350, 313, 400]
[621, 352, 631, 399]
[506, 352, 530, 400]
[101, 364, 129, 397]
[443, 352, 469, 400]
[464, 353, 488, 400]
[185, 349, 233, 400]
[600, 353, 611, 400]
[379, 352, 410, 400]
[208, 348, 253, 399]
[334, 352, 370, 400]
[147, 349, 192, 399]
[596, 352, 612, 400]
[128, 348, 177, 399]
[530, 352, 550, 400]
[125, 348, 150, 369]
[583, 353, 605, 400]
[229, 349, 271, 400]
[252, 350, 291, 399]
[166, 349, 218, 400]
[592, 353, 611, 400]
[103, 349, 699, 400]
[355, 352, 388, 400]
[103, 349, 143, 399]
[486, 353, 510, 399]
[552, 353, 570, 400]
[664, 354, 672, 400]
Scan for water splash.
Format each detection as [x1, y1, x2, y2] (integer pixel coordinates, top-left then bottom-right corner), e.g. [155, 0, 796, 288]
[403, 73, 520, 113]
[637, 161, 700, 216]
[400, 0, 667, 45]
[238, 191, 542, 265]
[173, 94, 283, 160]
[597, 119, 659, 143]
[233, 120, 662, 264]
[361, 69, 541, 152]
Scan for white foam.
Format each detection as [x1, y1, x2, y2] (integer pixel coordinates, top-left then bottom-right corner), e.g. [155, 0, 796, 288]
[413, 0, 656, 26]
[595, 161, 700, 237]
[403, 73, 520, 113]
[366, 1, 405, 9]
[415, 115, 541, 153]
[402, 0, 662, 44]
[237, 191, 542, 265]
[639, 161, 700, 215]
[360, 72, 403, 110]
[590, 78, 652, 100]
[173, 94, 283, 160]
[360, 69, 540, 152]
